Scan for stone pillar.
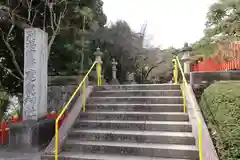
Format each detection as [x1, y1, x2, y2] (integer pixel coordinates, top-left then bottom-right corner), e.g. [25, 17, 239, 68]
[23, 28, 48, 121]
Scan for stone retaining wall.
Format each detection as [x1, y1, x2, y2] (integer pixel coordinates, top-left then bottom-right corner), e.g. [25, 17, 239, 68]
[185, 85, 219, 160]
[47, 76, 83, 113]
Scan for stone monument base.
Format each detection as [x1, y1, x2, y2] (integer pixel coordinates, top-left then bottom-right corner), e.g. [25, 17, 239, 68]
[4, 119, 55, 152]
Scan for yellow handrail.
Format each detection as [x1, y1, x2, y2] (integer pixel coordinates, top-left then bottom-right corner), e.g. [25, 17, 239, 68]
[96, 63, 102, 86]
[54, 61, 101, 160]
[173, 56, 203, 160]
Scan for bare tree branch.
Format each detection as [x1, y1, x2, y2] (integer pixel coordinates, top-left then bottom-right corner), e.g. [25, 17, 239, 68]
[53, 12, 58, 26]
[0, 6, 30, 29]
[144, 61, 165, 80]
[48, 15, 61, 53]
[7, 25, 15, 41]
[0, 3, 30, 29]
[0, 64, 23, 82]
[43, 0, 47, 31]
[49, 6, 55, 31]
[0, 28, 24, 78]
[48, 0, 68, 54]
[30, 10, 37, 26]
[27, 0, 33, 21]
[11, 2, 21, 14]
[57, 0, 67, 5]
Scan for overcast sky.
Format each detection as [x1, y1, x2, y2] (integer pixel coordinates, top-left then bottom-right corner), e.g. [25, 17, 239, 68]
[103, 0, 215, 49]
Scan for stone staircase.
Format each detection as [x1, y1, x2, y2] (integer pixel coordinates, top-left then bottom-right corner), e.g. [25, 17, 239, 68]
[42, 84, 199, 160]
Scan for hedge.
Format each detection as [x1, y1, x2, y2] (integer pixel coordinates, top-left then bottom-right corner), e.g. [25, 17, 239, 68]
[200, 81, 240, 160]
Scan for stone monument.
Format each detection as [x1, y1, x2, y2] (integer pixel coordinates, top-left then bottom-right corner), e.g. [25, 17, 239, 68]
[6, 28, 52, 152]
[23, 28, 48, 120]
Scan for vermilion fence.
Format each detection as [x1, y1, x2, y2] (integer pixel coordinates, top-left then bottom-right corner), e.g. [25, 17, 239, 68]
[192, 42, 240, 72]
[0, 113, 66, 145]
[192, 58, 240, 72]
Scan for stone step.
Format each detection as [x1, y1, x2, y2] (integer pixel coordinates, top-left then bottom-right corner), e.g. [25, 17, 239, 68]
[95, 84, 180, 91]
[63, 141, 199, 159]
[68, 129, 195, 145]
[86, 104, 184, 112]
[73, 120, 192, 132]
[92, 90, 182, 97]
[42, 152, 193, 160]
[79, 112, 189, 121]
[88, 96, 183, 104]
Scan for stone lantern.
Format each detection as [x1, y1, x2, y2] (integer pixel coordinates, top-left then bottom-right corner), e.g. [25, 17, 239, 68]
[180, 43, 192, 74]
[93, 48, 103, 85]
[112, 58, 118, 79]
[110, 58, 119, 84]
[94, 47, 103, 64]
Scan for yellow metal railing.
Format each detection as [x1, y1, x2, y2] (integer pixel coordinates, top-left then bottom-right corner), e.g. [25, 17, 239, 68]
[173, 56, 203, 160]
[54, 61, 101, 160]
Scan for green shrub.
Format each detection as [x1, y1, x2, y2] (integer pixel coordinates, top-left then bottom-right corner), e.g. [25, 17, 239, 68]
[0, 91, 9, 122]
[200, 81, 240, 160]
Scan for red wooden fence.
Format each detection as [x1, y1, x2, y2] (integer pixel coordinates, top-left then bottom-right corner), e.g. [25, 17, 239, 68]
[192, 42, 240, 72]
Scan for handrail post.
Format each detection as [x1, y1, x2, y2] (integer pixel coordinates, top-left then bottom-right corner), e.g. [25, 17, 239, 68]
[82, 80, 86, 112]
[94, 48, 103, 86]
[181, 84, 187, 113]
[175, 56, 203, 160]
[198, 120, 203, 160]
[54, 62, 97, 160]
[54, 120, 59, 160]
[172, 59, 178, 84]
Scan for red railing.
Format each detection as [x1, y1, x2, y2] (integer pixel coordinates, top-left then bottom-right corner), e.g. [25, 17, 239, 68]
[192, 42, 240, 72]
[0, 121, 9, 145]
[192, 58, 240, 72]
[0, 118, 20, 145]
[0, 113, 66, 145]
